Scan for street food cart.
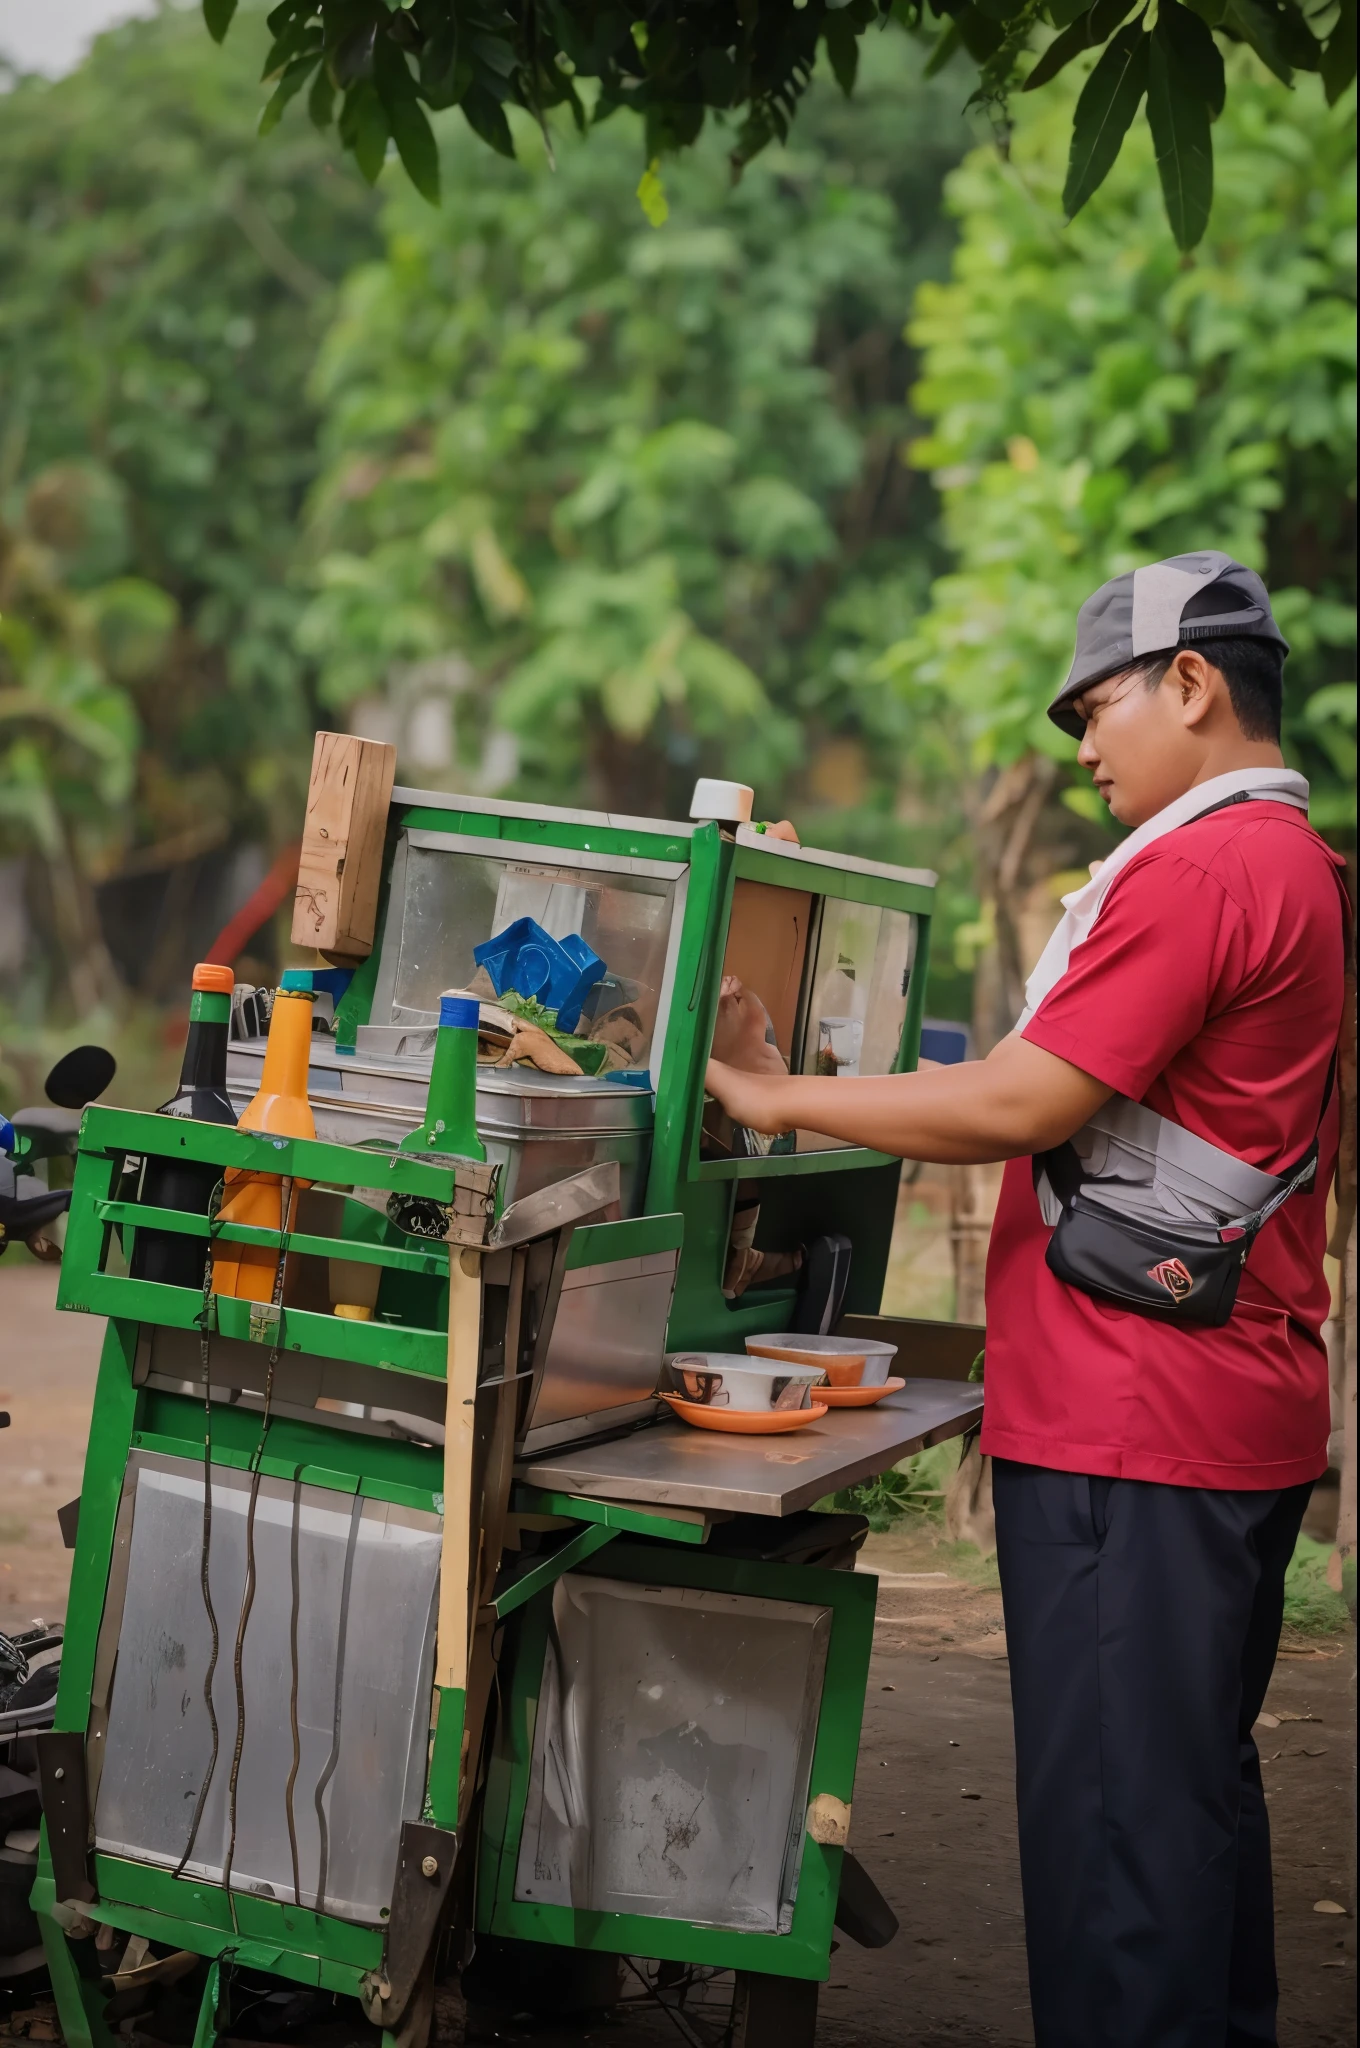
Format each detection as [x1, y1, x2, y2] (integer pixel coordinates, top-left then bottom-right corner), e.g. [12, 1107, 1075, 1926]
[31, 750, 983, 2047]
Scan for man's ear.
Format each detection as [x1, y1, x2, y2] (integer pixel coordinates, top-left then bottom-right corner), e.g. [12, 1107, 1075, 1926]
[1172, 648, 1219, 730]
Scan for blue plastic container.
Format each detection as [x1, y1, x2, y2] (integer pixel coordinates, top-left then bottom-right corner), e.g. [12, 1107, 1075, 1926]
[473, 918, 606, 1033]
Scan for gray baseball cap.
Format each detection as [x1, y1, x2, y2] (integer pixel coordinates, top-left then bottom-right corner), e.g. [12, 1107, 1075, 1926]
[1047, 550, 1289, 739]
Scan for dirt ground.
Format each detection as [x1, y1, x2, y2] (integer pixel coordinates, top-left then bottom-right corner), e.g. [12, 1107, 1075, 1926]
[1, 1264, 1353, 2047]
[0, 1265, 102, 1631]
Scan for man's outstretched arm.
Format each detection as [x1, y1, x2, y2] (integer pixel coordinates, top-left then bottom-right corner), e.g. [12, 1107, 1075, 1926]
[704, 1032, 1113, 1166]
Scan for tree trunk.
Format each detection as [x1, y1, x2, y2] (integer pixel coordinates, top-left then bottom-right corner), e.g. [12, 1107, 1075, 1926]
[1327, 1213, 1355, 1610]
[589, 726, 673, 820]
[944, 1435, 994, 1555]
[1326, 854, 1356, 1617]
[1328, 1211, 1356, 1934]
[45, 825, 122, 1016]
[968, 754, 1059, 1052]
[945, 752, 1065, 1559]
[949, 1163, 991, 1324]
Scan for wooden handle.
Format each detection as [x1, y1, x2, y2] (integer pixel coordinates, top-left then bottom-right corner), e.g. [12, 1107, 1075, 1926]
[435, 1248, 482, 1695]
[291, 731, 396, 961]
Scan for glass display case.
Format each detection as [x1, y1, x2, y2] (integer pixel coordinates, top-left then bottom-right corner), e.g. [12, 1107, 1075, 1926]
[702, 846, 922, 1162]
[798, 900, 916, 1082]
[224, 787, 936, 1417]
[370, 829, 685, 1078]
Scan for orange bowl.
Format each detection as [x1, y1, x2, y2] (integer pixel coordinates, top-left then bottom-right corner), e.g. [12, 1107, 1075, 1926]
[746, 1332, 897, 1387]
[819, 1355, 868, 1387]
[818, 1376, 907, 1408]
[660, 1393, 828, 1435]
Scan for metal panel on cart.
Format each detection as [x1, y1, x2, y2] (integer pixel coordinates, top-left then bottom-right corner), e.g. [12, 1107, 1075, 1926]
[90, 1453, 440, 1924]
[514, 1575, 830, 1931]
[518, 1213, 683, 1452]
[515, 1379, 984, 1516]
[477, 1544, 876, 1980]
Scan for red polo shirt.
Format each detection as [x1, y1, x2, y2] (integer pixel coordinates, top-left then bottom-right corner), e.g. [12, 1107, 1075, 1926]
[981, 800, 1345, 1490]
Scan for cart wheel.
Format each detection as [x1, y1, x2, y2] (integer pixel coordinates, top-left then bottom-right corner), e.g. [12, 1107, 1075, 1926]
[432, 1979, 467, 2048]
[729, 1971, 819, 2048]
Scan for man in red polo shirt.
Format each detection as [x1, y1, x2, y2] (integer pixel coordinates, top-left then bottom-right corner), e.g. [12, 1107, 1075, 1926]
[705, 553, 1349, 2048]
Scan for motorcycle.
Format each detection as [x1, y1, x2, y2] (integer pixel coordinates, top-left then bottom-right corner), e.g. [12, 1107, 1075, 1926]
[1, 1045, 115, 1999]
[1, 1044, 116, 1263]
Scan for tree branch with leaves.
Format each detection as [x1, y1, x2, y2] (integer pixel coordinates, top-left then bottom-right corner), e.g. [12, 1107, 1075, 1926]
[206, 0, 1355, 248]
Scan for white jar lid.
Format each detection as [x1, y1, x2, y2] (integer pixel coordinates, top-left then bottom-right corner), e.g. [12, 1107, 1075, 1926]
[689, 777, 754, 825]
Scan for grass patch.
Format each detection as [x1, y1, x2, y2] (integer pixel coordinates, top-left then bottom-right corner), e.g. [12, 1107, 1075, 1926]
[823, 1438, 962, 1532]
[928, 1535, 1001, 1592]
[824, 1460, 1350, 1629]
[1282, 1533, 1351, 1636]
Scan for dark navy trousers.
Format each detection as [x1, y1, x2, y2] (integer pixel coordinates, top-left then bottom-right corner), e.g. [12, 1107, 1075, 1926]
[992, 1459, 1312, 2048]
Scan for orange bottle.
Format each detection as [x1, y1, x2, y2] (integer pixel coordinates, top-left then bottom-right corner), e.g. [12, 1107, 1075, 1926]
[211, 975, 316, 1302]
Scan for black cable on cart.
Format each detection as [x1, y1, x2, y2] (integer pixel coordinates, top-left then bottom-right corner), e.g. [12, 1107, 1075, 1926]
[285, 1471, 304, 1907]
[174, 1175, 226, 1880]
[222, 1178, 291, 1900]
[312, 1489, 364, 1914]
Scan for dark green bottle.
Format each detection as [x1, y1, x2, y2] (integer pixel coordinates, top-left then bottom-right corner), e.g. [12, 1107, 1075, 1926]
[131, 963, 238, 1287]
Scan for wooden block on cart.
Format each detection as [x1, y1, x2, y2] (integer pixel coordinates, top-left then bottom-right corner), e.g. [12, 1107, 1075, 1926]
[384, 1157, 499, 1245]
[291, 730, 396, 962]
[446, 1161, 500, 1245]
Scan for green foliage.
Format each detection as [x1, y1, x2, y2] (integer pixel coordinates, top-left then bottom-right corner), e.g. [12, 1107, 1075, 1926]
[881, 66, 1357, 836]
[1282, 1531, 1350, 1634]
[828, 1438, 962, 1530]
[0, 473, 152, 1012]
[0, 531, 144, 866]
[1063, 22, 1150, 226]
[301, 39, 969, 823]
[1145, 3, 1223, 248]
[0, 3, 378, 1002]
[205, 1, 1355, 249]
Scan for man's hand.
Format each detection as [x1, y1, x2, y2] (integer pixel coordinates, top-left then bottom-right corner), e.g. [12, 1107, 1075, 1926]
[704, 1058, 794, 1135]
[704, 1032, 1113, 1164]
[710, 977, 788, 1075]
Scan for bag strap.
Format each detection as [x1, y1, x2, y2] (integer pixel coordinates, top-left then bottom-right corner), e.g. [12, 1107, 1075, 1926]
[1036, 802, 1350, 1240]
[1221, 1049, 1336, 1238]
[1327, 859, 1357, 1257]
[1239, 861, 1357, 1249]
[1032, 1135, 1084, 1213]
[1191, 789, 1254, 821]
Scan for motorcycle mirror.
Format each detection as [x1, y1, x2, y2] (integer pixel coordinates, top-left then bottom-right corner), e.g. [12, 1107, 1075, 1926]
[44, 1044, 116, 1110]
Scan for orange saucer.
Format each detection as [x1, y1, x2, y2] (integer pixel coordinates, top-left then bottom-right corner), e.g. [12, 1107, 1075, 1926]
[817, 1375, 906, 1408]
[660, 1393, 828, 1435]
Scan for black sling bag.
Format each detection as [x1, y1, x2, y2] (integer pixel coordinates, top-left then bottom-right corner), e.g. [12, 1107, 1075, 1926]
[1034, 1079, 1331, 1327]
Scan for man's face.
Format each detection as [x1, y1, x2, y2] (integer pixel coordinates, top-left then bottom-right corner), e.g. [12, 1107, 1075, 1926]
[1072, 662, 1201, 827]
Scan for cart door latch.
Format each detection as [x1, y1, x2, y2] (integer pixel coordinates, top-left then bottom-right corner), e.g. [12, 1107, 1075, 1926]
[805, 1793, 851, 1847]
[35, 1730, 97, 1908]
[361, 1821, 457, 2033]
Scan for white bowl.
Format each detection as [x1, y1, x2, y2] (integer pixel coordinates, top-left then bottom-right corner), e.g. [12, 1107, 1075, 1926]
[744, 1332, 898, 1388]
[662, 1352, 826, 1412]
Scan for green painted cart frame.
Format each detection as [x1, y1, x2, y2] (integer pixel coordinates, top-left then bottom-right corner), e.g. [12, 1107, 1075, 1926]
[33, 786, 947, 2048]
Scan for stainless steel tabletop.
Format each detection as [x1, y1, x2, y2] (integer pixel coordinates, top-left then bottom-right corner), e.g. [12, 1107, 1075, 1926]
[513, 1377, 983, 1517]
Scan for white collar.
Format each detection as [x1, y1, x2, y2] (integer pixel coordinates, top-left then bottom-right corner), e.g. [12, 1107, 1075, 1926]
[1017, 767, 1310, 1029]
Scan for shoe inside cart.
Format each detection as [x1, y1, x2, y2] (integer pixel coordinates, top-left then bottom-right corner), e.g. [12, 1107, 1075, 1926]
[3, 1622, 65, 2010]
